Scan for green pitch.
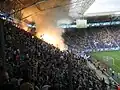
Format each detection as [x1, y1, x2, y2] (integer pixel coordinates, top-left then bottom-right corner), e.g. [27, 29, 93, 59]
[91, 50, 120, 73]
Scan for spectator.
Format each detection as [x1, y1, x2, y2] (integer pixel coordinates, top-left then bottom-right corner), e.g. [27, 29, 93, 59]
[0, 19, 108, 90]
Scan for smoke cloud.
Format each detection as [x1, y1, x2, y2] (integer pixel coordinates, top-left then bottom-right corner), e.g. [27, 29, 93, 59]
[21, 5, 71, 50]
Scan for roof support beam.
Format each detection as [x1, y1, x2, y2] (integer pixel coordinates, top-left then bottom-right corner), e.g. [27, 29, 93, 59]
[69, 0, 95, 18]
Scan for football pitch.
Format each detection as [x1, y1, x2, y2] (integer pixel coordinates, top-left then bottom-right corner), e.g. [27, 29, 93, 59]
[91, 50, 120, 73]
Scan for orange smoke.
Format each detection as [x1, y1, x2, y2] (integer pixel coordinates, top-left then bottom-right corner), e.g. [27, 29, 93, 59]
[20, 6, 68, 51]
[35, 27, 67, 51]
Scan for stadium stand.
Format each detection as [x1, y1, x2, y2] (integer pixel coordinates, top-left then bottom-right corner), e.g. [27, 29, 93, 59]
[63, 26, 120, 89]
[0, 19, 108, 90]
[63, 26, 120, 52]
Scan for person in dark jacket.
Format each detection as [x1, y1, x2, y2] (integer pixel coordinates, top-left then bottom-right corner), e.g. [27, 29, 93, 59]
[0, 66, 15, 90]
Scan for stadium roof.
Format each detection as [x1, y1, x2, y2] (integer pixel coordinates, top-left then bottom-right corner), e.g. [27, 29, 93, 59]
[84, 0, 120, 16]
[0, 0, 95, 19]
[0, 0, 120, 19]
[68, 0, 95, 18]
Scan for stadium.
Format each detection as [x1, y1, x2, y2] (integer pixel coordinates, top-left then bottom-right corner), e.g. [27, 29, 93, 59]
[0, 0, 120, 90]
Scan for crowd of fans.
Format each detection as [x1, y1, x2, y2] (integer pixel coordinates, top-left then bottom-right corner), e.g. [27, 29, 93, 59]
[63, 26, 120, 52]
[63, 29, 91, 52]
[0, 19, 108, 90]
